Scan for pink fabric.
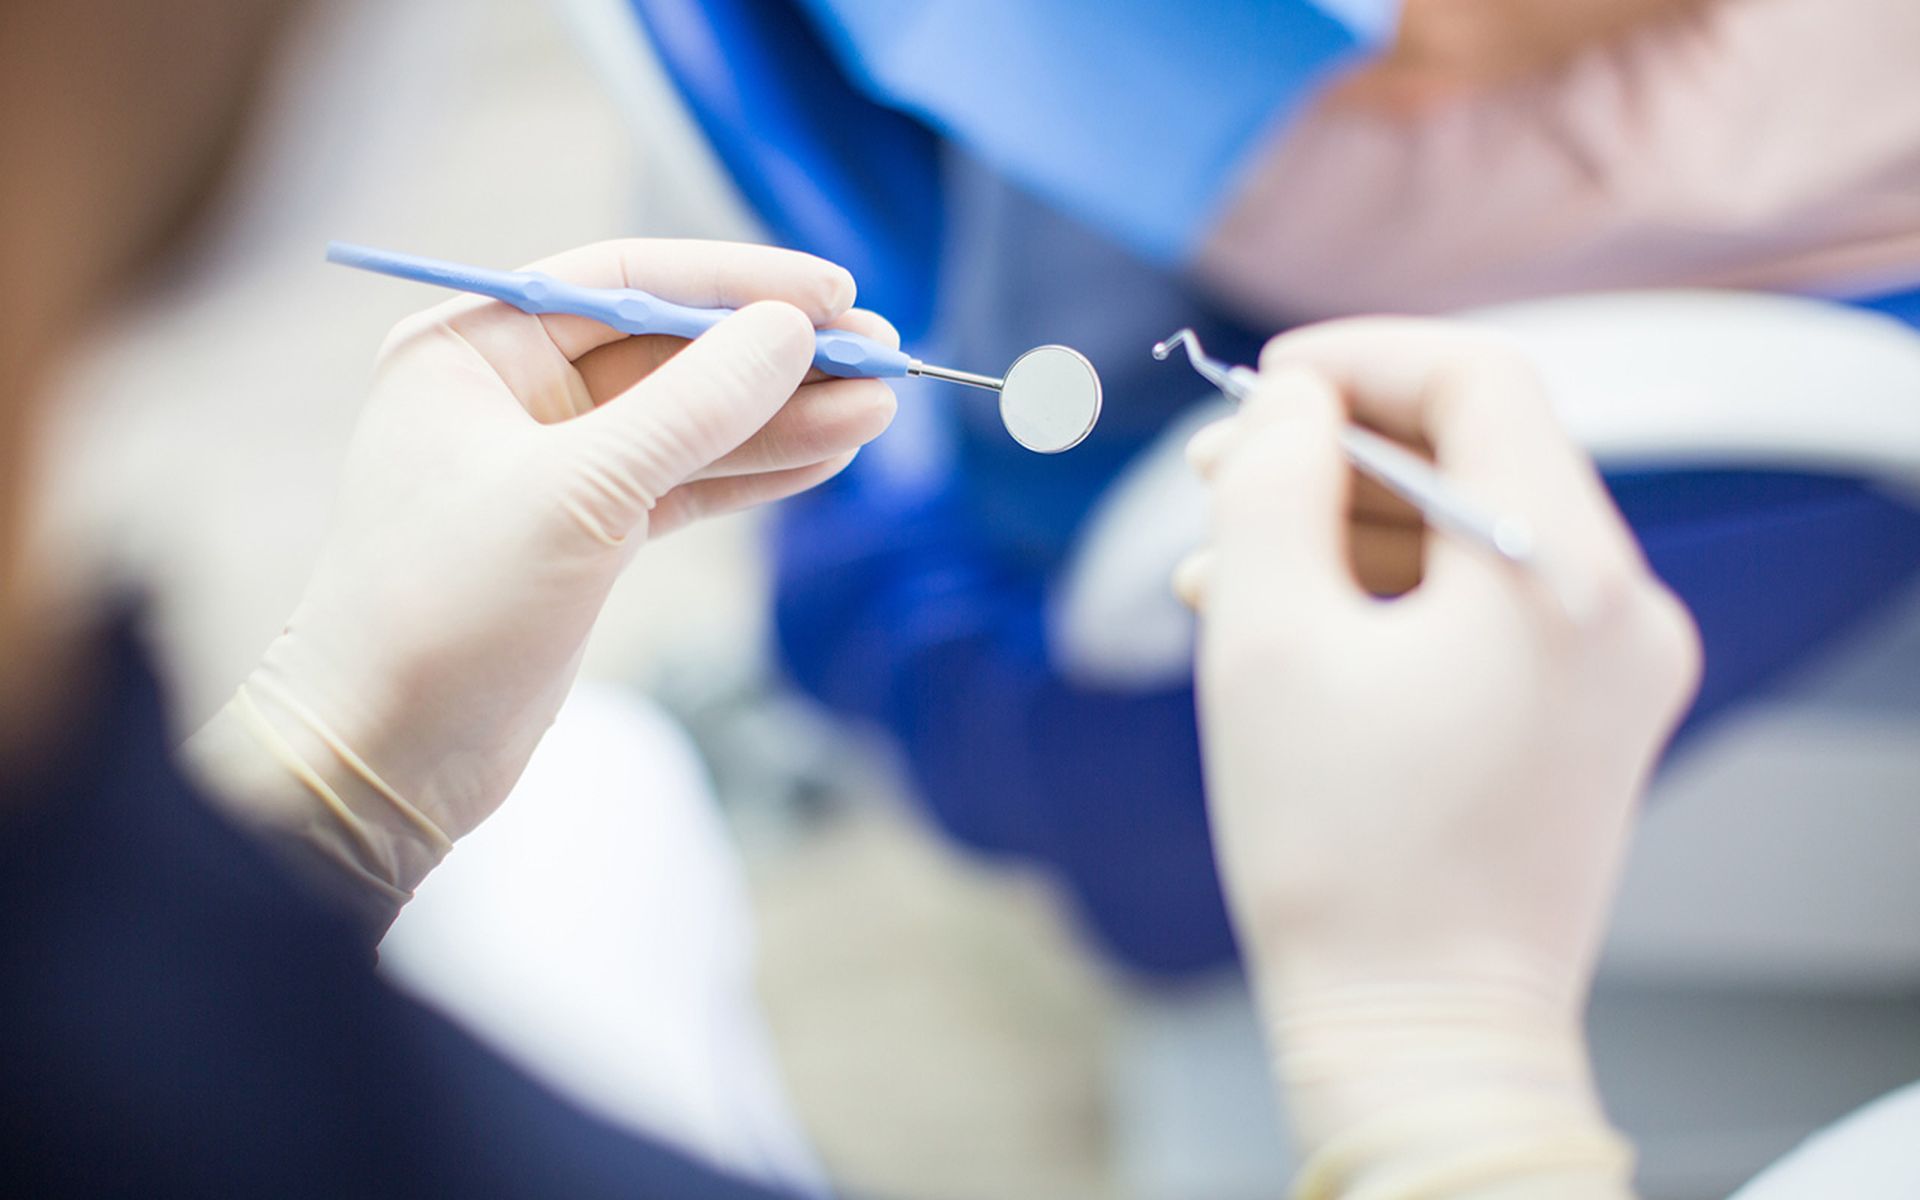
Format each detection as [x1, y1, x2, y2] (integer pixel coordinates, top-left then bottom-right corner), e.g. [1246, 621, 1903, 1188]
[1195, 0, 1920, 325]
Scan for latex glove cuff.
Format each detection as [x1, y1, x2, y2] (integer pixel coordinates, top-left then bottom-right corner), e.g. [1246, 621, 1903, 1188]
[1269, 981, 1633, 1199]
[185, 656, 452, 930]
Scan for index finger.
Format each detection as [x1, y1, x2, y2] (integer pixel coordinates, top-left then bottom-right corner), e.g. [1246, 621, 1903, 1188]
[1259, 317, 1642, 588]
[570, 305, 900, 419]
[1208, 367, 1363, 627]
[441, 238, 860, 365]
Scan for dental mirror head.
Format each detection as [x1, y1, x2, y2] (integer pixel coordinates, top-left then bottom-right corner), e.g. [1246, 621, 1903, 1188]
[907, 343, 1103, 454]
[997, 345, 1102, 454]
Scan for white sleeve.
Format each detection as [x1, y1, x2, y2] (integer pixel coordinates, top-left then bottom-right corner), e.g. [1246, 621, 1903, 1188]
[1731, 1082, 1920, 1200]
[379, 685, 827, 1197]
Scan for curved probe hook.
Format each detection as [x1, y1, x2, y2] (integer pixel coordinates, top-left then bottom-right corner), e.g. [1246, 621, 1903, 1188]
[1152, 325, 1555, 590]
[1152, 328, 1255, 401]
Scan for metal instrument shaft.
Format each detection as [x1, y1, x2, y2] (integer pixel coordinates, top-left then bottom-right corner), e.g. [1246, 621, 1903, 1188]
[1153, 328, 1537, 570]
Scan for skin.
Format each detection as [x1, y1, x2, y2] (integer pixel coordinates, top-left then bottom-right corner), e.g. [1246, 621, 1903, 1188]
[1332, 0, 1716, 113]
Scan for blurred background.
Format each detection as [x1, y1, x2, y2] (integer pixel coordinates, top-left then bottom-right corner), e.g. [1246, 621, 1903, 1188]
[41, 2, 1920, 1199]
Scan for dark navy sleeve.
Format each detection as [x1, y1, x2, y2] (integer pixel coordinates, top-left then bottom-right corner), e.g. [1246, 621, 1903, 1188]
[0, 624, 800, 1200]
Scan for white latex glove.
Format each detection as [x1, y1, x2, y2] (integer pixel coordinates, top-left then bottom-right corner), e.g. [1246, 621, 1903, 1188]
[1180, 320, 1701, 1198]
[186, 239, 896, 922]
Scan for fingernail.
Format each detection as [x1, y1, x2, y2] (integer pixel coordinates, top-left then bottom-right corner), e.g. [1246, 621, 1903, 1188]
[747, 300, 817, 356]
[828, 268, 857, 315]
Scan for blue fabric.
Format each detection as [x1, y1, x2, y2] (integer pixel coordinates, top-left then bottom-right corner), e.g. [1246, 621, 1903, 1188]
[0, 620, 794, 1199]
[1611, 468, 1920, 726]
[790, 0, 1394, 264]
[1857, 284, 1920, 328]
[629, 0, 944, 336]
[631, 0, 1393, 335]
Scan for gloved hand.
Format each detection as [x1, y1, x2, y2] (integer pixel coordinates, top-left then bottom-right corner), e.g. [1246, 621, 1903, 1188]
[186, 240, 897, 924]
[1180, 320, 1700, 1197]
[1050, 360, 1462, 694]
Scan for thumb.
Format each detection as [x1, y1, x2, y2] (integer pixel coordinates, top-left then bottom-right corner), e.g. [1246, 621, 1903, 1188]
[565, 300, 816, 514]
[1208, 367, 1359, 626]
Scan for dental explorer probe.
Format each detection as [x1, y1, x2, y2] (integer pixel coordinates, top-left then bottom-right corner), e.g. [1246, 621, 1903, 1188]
[326, 242, 1102, 454]
[1153, 328, 1539, 569]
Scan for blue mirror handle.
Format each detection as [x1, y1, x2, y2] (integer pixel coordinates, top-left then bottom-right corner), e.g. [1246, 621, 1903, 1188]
[326, 242, 912, 379]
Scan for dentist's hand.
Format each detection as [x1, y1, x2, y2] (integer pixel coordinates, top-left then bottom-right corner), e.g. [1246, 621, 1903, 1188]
[1182, 320, 1699, 1196]
[187, 240, 896, 923]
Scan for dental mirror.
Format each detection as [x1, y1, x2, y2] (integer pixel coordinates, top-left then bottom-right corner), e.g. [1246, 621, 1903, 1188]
[323, 241, 1103, 454]
[909, 344, 1103, 454]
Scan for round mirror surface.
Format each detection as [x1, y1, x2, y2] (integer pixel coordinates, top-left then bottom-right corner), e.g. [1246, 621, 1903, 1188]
[998, 345, 1102, 454]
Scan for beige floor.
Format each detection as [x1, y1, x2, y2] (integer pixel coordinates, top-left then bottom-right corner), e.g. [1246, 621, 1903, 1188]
[44, 3, 1121, 1197]
[752, 804, 1119, 1200]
